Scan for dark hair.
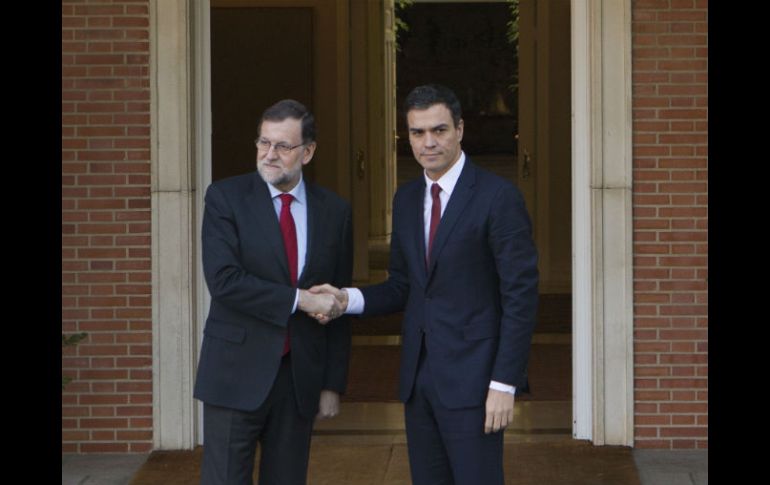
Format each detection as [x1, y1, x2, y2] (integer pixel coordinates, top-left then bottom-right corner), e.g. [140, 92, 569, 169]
[403, 84, 463, 127]
[259, 99, 316, 144]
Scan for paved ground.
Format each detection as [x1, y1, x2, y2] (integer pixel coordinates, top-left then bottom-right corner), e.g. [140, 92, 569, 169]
[633, 450, 708, 485]
[62, 453, 149, 485]
[62, 448, 707, 484]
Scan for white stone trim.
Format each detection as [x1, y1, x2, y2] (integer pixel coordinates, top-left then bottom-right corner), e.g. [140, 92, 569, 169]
[150, 0, 198, 450]
[147, 0, 635, 450]
[571, 0, 594, 442]
[192, 0, 213, 446]
[571, 0, 634, 446]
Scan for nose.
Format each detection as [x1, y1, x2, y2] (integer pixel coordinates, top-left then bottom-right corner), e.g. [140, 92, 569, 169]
[264, 144, 280, 159]
[424, 132, 437, 148]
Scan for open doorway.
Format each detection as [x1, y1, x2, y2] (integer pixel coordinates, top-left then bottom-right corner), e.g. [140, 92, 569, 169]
[346, 0, 573, 438]
[203, 0, 573, 440]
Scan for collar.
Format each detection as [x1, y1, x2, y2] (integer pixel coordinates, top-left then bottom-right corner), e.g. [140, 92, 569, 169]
[423, 151, 466, 196]
[267, 176, 306, 206]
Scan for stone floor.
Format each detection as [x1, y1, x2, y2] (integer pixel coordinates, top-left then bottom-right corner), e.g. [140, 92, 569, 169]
[62, 401, 707, 484]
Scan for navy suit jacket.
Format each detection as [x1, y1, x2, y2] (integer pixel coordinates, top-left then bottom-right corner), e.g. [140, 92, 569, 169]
[361, 159, 539, 409]
[194, 172, 352, 419]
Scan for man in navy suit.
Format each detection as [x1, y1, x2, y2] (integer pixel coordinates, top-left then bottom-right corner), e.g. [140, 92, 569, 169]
[312, 84, 539, 484]
[194, 99, 352, 484]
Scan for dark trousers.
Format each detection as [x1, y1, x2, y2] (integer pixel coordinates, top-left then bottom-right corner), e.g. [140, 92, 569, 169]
[200, 355, 313, 485]
[404, 340, 505, 485]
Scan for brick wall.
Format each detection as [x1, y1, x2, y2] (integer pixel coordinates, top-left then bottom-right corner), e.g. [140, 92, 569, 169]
[60, 0, 709, 453]
[62, 0, 152, 453]
[632, 0, 708, 449]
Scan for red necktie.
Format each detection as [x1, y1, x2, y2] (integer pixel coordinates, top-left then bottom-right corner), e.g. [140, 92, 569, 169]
[427, 183, 441, 264]
[279, 193, 297, 355]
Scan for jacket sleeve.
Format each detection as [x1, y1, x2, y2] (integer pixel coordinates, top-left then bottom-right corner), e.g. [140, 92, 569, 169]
[359, 191, 411, 316]
[488, 184, 540, 388]
[201, 183, 295, 327]
[323, 203, 354, 392]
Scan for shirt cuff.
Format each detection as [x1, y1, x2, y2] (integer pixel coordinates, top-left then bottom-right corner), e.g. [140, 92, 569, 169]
[489, 380, 516, 396]
[343, 287, 364, 314]
[291, 289, 299, 314]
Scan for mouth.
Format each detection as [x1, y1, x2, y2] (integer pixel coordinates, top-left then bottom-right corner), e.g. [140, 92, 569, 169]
[421, 153, 442, 162]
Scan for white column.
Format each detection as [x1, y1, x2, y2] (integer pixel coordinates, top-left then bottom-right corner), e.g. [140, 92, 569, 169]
[572, 0, 634, 446]
[150, 0, 198, 450]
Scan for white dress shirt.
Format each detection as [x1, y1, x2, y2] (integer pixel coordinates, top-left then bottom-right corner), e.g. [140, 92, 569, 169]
[345, 152, 515, 395]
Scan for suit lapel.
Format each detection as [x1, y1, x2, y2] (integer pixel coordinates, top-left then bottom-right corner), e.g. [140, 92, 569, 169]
[245, 174, 291, 283]
[427, 161, 477, 277]
[398, 181, 427, 289]
[300, 182, 324, 286]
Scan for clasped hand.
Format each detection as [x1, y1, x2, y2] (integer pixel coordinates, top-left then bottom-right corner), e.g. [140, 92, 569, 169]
[297, 284, 348, 324]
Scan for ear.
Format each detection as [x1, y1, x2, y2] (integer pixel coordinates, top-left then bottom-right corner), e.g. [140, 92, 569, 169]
[301, 142, 317, 166]
[456, 119, 464, 142]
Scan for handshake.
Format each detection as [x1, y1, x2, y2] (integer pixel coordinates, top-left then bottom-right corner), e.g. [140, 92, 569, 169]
[297, 284, 349, 324]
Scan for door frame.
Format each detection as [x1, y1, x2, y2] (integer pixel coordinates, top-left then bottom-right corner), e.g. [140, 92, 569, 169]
[149, 0, 634, 449]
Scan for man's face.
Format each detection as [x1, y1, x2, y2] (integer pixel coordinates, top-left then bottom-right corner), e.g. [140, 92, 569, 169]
[256, 118, 315, 192]
[407, 103, 464, 181]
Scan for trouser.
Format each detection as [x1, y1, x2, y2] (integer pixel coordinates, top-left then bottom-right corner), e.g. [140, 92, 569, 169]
[200, 354, 313, 485]
[404, 339, 505, 485]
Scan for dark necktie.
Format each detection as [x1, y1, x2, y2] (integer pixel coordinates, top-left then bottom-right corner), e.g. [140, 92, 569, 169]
[427, 182, 442, 264]
[279, 193, 297, 355]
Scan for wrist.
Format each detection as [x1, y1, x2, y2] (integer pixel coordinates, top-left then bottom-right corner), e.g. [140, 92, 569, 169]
[297, 289, 310, 311]
[340, 288, 349, 312]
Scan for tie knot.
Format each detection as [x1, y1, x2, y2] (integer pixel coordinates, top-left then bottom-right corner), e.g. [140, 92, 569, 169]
[279, 193, 294, 207]
[431, 183, 441, 199]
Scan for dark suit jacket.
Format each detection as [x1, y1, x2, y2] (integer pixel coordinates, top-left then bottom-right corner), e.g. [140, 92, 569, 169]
[361, 159, 538, 409]
[194, 172, 352, 419]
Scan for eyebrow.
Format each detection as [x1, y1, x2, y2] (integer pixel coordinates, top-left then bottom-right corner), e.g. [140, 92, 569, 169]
[258, 137, 294, 146]
[409, 123, 450, 134]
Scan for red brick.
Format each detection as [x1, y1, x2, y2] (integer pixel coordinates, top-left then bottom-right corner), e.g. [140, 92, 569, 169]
[659, 329, 706, 340]
[116, 332, 151, 344]
[80, 394, 129, 405]
[659, 354, 707, 365]
[636, 391, 670, 401]
[130, 394, 153, 404]
[81, 443, 129, 453]
[636, 415, 671, 426]
[89, 213, 116, 223]
[671, 366, 695, 376]
[672, 391, 697, 404]
[116, 405, 152, 416]
[636, 367, 670, 377]
[130, 368, 152, 379]
[636, 404, 659, 416]
[130, 418, 153, 428]
[660, 379, 706, 389]
[117, 430, 153, 441]
[63, 430, 90, 441]
[660, 427, 707, 438]
[78, 344, 129, 356]
[128, 295, 152, 306]
[634, 427, 659, 438]
[635, 340, 671, 352]
[117, 357, 152, 367]
[660, 402, 707, 414]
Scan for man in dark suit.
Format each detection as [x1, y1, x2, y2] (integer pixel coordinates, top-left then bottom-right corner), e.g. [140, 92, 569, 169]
[312, 84, 539, 484]
[194, 99, 352, 485]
